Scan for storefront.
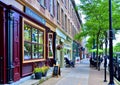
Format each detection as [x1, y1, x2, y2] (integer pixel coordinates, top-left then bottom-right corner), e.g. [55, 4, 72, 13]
[56, 28, 66, 67]
[0, 1, 55, 84]
[64, 36, 72, 61]
[56, 29, 72, 67]
[72, 41, 81, 63]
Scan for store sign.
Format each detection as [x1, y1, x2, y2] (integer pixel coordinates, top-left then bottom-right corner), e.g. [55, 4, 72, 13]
[25, 7, 46, 24]
[56, 29, 66, 40]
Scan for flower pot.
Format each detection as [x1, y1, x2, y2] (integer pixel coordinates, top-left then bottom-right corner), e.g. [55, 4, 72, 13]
[35, 72, 42, 79]
[42, 71, 47, 77]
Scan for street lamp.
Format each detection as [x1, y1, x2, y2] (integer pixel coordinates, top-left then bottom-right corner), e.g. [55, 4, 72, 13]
[108, 0, 115, 85]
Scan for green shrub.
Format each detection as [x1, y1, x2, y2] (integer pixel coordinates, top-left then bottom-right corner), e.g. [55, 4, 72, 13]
[33, 67, 42, 73]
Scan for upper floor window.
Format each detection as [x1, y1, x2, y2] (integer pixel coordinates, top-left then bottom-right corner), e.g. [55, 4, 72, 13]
[61, 9, 64, 28]
[68, 19, 70, 34]
[50, 0, 54, 15]
[65, 15, 67, 32]
[64, 0, 67, 8]
[38, 0, 46, 8]
[57, 1, 60, 22]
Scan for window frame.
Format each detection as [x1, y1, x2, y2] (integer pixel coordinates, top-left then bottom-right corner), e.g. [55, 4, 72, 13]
[22, 18, 46, 63]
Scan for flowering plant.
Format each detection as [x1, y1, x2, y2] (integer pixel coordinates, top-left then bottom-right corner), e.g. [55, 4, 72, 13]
[41, 66, 49, 73]
[56, 45, 63, 50]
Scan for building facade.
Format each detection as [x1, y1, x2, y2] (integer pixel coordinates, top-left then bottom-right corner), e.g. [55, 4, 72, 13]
[0, 0, 82, 84]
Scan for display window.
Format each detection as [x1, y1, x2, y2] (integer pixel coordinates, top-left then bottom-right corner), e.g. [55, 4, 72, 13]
[48, 33, 53, 58]
[23, 18, 46, 63]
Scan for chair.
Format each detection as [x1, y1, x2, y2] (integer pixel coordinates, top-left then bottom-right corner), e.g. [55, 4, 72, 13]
[64, 57, 74, 67]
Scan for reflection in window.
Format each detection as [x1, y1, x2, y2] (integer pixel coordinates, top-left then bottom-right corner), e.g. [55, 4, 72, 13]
[39, 31, 43, 44]
[24, 23, 44, 60]
[24, 42, 31, 59]
[24, 24, 31, 42]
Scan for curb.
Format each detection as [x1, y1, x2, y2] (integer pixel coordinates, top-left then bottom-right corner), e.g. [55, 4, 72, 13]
[32, 75, 52, 85]
[114, 77, 120, 85]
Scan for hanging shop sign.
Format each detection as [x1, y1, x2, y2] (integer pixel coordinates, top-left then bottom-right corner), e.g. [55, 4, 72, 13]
[25, 7, 46, 25]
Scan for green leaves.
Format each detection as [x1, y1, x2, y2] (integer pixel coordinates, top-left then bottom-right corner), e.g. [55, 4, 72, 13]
[75, 0, 120, 51]
[113, 43, 120, 52]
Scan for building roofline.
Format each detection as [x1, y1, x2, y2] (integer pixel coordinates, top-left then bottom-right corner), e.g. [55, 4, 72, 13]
[71, 0, 82, 25]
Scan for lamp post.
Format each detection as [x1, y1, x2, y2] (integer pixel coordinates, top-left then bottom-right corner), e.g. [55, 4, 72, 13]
[108, 0, 115, 85]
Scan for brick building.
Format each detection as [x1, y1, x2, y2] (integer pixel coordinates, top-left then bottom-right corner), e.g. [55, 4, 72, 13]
[0, 0, 82, 84]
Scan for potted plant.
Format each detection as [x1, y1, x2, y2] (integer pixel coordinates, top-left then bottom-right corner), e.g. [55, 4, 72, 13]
[56, 45, 63, 50]
[41, 66, 49, 77]
[33, 66, 42, 79]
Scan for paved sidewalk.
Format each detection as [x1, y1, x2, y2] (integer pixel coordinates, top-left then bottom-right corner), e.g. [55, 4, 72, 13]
[20, 58, 120, 85]
[40, 59, 119, 85]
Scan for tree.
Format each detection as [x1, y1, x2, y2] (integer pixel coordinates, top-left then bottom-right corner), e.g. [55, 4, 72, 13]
[113, 43, 120, 52]
[75, 0, 120, 70]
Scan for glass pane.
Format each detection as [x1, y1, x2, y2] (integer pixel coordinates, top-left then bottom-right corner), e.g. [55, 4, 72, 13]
[24, 42, 31, 60]
[32, 44, 38, 59]
[39, 31, 43, 44]
[32, 28, 38, 43]
[41, 0, 45, 6]
[32, 44, 44, 59]
[24, 24, 31, 42]
[38, 45, 44, 58]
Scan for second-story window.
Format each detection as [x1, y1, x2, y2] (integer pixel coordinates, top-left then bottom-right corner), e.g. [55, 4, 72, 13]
[65, 15, 67, 32]
[38, 0, 46, 8]
[68, 19, 70, 34]
[61, 9, 64, 28]
[50, 0, 54, 15]
[57, 2, 60, 22]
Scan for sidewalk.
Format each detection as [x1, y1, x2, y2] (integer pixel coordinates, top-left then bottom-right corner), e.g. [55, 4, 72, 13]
[83, 58, 119, 85]
[20, 59, 120, 85]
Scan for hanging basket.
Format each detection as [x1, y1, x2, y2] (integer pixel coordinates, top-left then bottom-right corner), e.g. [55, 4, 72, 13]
[57, 45, 63, 50]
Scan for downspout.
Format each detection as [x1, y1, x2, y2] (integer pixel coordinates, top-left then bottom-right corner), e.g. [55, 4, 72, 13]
[7, 9, 14, 84]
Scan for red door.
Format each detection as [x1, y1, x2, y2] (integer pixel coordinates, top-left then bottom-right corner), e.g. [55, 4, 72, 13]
[13, 12, 20, 81]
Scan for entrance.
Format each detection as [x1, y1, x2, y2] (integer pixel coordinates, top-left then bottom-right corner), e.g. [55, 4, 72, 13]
[12, 12, 21, 81]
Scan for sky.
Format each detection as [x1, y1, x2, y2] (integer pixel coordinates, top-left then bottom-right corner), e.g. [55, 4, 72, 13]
[75, 0, 81, 4]
[74, 0, 86, 23]
[113, 31, 120, 46]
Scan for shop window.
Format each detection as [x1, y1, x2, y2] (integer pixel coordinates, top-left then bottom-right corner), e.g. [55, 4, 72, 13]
[23, 19, 45, 63]
[48, 33, 53, 58]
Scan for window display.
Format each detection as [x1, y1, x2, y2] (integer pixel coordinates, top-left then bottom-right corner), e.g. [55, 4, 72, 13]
[24, 23, 44, 60]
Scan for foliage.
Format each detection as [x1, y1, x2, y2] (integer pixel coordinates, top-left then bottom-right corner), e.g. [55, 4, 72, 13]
[56, 45, 63, 50]
[113, 43, 120, 52]
[75, 0, 120, 52]
[41, 66, 49, 74]
[33, 67, 42, 73]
